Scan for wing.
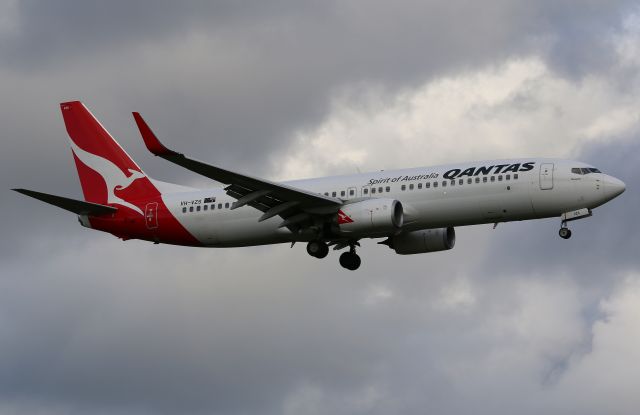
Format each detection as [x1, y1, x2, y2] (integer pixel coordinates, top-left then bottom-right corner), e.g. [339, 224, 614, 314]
[13, 189, 118, 216]
[132, 113, 342, 230]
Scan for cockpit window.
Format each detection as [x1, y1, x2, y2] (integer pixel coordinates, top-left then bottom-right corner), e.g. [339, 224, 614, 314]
[572, 167, 602, 175]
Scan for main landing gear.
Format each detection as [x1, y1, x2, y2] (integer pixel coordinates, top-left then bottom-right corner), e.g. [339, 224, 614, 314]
[306, 240, 329, 258]
[338, 244, 361, 271]
[306, 241, 362, 270]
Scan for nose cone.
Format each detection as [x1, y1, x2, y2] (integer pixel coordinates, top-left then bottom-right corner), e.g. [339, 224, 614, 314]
[603, 175, 626, 201]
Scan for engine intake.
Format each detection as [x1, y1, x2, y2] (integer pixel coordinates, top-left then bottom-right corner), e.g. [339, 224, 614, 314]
[337, 199, 403, 237]
[385, 227, 456, 255]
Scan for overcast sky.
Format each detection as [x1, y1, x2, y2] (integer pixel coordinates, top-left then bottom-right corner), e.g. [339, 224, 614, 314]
[1, 1, 639, 414]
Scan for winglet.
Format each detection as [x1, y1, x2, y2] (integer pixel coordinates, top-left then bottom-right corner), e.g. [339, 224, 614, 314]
[132, 112, 180, 157]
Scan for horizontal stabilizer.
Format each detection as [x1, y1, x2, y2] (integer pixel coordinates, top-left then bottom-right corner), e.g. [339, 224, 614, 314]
[13, 188, 117, 215]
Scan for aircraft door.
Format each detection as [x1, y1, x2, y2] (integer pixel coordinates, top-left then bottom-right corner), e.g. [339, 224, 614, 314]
[145, 202, 158, 229]
[539, 163, 554, 190]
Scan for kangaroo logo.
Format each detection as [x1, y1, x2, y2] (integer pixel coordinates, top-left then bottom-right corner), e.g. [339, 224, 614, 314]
[337, 210, 354, 224]
[68, 138, 145, 215]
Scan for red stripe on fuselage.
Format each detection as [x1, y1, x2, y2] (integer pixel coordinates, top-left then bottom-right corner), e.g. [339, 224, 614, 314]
[88, 194, 202, 246]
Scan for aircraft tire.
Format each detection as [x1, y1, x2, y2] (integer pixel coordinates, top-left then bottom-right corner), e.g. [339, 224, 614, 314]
[339, 252, 361, 270]
[307, 241, 329, 258]
[559, 228, 572, 239]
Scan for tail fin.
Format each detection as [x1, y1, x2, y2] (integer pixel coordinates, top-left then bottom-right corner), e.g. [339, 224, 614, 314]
[60, 101, 160, 216]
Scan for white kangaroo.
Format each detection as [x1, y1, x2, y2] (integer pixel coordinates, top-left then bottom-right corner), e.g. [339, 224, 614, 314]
[68, 138, 146, 216]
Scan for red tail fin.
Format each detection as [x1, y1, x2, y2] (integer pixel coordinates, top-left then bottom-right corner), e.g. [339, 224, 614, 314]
[61, 101, 160, 215]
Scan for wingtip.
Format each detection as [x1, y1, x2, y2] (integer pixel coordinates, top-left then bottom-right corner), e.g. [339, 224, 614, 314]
[132, 112, 179, 157]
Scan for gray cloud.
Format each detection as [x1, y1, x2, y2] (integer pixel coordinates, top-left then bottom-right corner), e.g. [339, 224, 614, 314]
[1, 1, 639, 415]
[1, 1, 636, 178]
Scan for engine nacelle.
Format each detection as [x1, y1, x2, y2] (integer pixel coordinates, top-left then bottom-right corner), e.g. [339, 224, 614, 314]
[386, 227, 455, 255]
[337, 199, 403, 237]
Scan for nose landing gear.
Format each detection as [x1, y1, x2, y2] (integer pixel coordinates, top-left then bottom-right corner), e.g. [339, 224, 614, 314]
[558, 208, 592, 240]
[559, 227, 572, 239]
[559, 219, 572, 239]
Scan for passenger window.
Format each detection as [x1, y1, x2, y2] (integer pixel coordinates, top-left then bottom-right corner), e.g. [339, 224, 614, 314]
[182, 207, 187, 213]
[372, 187, 377, 194]
[442, 181, 447, 187]
[340, 190, 345, 197]
[505, 175, 510, 180]
[197, 206, 201, 212]
[459, 179, 463, 185]
[386, 186, 391, 192]
[468, 178, 472, 184]
[363, 188, 369, 195]
[490, 176, 495, 182]
[426, 182, 431, 188]
[514, 174, 518, 180]
[332, 191, 336, 197]
[211, 204, 215, 210]
[475, 177, 480, 183]
[324, 192, 329, 196]
[433, 182, 438, 188]
[225, 203, 229, 208]
[189, 206, 194, 212]
[450, 180, 455, 186]
[498, 175, 502, 181]
[378, 187, 383, 193]
[204, 205, 208, 211]
[349, 189, 355, 196]
[418, 183, 422, 189]
[401, 185, 406, 191]
[483, 177, 488, 183]
[409, 184, 414, 190]
[218, 203, 222, 209]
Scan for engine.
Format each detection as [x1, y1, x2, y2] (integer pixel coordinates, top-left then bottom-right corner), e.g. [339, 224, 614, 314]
[336, 198, 403, 237]
[385, 227, 456, 255]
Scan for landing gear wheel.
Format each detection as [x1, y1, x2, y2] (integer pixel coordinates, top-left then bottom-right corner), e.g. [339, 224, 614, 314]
[559, 227, 572, 239]
[307, 241, 329, 258]
[339, 251, 361, 270]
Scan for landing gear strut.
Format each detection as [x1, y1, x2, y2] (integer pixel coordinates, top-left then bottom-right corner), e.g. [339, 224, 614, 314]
[339, 245, 361, 271]
[306, 241, 329, 258]
[559, 222, 572, 239]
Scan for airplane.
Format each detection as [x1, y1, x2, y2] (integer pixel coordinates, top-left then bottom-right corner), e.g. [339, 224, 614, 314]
[13, 101, 626, 270]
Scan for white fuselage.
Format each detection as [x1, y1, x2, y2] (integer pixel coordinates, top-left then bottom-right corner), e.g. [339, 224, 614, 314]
[160, 158, 623, 247]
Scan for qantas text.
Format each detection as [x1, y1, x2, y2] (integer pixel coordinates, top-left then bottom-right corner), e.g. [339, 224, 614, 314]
[367, 162, 535, 186]
[443, 162, 535, 180]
